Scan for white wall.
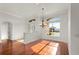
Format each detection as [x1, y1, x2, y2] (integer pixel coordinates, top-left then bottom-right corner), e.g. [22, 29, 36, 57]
[12, 23, 25, 40]
[0, 12, 25, 40]
[24, 17, 43, 43]
[70, 4, 79, 55]
[60, 13, 68, 43]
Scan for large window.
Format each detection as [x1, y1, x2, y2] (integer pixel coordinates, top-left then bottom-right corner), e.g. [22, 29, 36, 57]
[48, 17, 60, 37]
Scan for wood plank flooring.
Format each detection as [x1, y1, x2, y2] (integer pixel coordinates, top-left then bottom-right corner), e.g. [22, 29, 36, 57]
[0, 39, 69, 55]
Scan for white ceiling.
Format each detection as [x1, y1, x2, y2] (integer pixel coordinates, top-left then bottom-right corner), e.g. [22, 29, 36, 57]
[0, 3, 69, 20]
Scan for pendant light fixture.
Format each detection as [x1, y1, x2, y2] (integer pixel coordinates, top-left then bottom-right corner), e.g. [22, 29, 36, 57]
[40, 7, 48, 28]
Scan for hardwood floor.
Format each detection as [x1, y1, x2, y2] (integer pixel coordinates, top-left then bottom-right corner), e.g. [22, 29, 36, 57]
[0, 39, 69, 55]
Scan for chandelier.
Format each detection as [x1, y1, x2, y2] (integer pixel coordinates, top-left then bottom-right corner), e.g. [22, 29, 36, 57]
[40, 8, 48, 28]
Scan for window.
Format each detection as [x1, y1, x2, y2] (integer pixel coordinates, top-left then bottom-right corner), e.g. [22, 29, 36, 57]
[48, 17, 60, 37]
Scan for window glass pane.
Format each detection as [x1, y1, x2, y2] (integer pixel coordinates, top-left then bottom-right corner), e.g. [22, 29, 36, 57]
[48, 17, 60, 37]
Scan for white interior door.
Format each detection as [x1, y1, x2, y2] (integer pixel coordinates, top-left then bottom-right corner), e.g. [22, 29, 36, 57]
[1, 21, 12, 40]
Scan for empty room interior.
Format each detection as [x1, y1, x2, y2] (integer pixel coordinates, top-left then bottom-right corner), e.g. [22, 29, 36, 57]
[0, 3, 78, 55]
